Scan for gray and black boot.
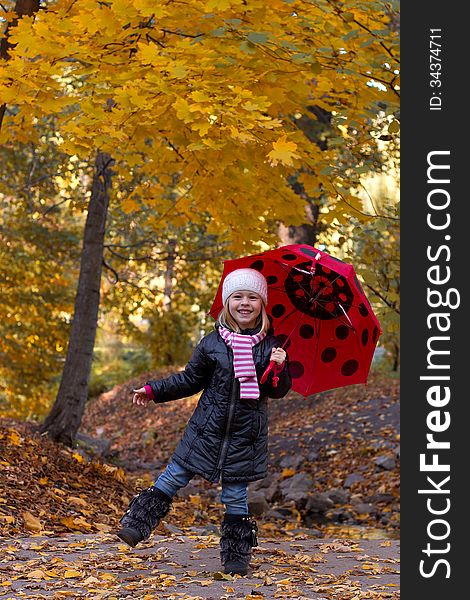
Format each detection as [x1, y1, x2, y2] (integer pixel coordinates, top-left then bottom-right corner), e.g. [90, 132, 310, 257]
[220, 513, 258, 576]
[116, 486, 173, 548]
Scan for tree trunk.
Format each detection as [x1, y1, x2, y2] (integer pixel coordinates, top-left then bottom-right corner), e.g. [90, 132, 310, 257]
[163, 238, 177, 312]
[40, 152, 113, 445]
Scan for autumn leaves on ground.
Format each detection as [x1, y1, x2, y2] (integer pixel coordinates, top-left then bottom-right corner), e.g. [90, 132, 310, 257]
[0, 369, 399, 598]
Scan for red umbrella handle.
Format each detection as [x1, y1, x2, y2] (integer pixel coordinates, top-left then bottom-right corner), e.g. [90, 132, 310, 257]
[260, 360, 278, 387]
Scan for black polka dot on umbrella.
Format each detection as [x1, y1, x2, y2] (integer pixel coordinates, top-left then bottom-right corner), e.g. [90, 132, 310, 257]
[271, 304, 286, 318]
[266, 275, 278, 284]
[341, 359, 359, 376]
[281, 253, 298, 261]
[289, 361, 305, 378]
[249, 260, 264, 271]
[299, 324, 315, 339]
[372, 326, 379, 344]
[321, 347, 337, 363]
[361, 328, 369, 346]
[358, 303, 369, 317]
[335, 325, 349, 340]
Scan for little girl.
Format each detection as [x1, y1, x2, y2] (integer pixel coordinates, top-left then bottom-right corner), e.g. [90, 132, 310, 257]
[117, 268, 292, 576]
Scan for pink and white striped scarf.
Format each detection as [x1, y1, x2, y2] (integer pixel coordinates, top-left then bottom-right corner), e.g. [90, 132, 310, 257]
[219, 326, 267, 399]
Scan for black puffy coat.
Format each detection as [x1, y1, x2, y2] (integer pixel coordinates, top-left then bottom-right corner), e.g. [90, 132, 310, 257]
[147, 326, 292, 484]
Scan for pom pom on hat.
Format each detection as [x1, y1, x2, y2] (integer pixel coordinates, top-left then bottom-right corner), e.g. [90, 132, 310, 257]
[222, 268, 268, 305]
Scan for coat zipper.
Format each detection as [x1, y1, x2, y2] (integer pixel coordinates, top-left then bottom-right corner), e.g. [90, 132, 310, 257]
[216, 377, 238, 472]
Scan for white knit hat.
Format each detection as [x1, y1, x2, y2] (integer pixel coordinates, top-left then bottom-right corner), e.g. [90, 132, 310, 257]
[222, 268, 268, 305]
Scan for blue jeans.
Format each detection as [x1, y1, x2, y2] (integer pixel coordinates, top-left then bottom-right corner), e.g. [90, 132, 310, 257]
[154, 459, 248, 515]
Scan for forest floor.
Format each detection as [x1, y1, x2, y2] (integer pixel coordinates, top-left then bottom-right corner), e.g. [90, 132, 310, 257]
[0, 369, 400, 599]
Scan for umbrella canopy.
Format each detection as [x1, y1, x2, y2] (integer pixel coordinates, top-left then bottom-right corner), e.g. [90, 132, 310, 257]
[209, 244, 382, 397]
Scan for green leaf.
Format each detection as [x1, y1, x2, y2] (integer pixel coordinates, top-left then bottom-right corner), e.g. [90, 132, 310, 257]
[247, 32, 268, 44]
[239, 40, 257, 54]
[211, 27, 227, 37]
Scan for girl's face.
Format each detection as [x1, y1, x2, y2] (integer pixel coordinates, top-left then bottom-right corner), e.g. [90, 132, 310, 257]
[228, 290, 263, 329]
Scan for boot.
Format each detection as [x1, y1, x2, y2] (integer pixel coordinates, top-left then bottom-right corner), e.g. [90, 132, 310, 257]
[220, 513, 258, 576]
[116, 486, 173, 548]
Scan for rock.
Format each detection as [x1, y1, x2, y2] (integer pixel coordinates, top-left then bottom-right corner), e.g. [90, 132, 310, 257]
[248, 493, 270, 516]
[248, 473, 278, 491]
[343, 473, 364, 488]
[163, 522, 184, 535]
[280, 455, 304, 470]
[325, 488, 350, 505]
[175, 483, 204, 499]
[265, 509, 287, 520]
[368, 493, 395, 504]
[248, 473, 280, 503]
[279, 472, 313, 505]
[307, 450, 319, 462]
[279, 472, 313, 493]
[189, 524, 220, 536]
[279, 488, 308, 504]
[352, 502, 376, 515]
[75, 432, 111, 458]
[270, 506, 295, 517]
[374, 455, 396, 470]
[331, 508, 354, 523]
[305, 493, 334, 514]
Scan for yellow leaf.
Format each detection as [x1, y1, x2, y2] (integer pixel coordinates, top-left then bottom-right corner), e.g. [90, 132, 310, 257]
[267, 135, 300, 166]
[44, 570, 60, 577]
[26, 570, 47, 580]
[281, 468, 296, 478]
[121, 197, 140, 214]
[68, 496, 89, 507]
[8, 431, 22, 446]
[173, 97, 194, 123]
[64, 569, 82, 578]
[169, 62, 188, 79]
[0, 515, 15, 524]
[22, 511, 43, 533]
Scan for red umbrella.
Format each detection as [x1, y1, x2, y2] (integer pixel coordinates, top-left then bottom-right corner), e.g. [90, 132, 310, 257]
[209, 244, 382, 397]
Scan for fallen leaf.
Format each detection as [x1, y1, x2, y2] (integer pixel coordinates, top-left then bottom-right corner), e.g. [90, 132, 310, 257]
[22, 511, 43, 533]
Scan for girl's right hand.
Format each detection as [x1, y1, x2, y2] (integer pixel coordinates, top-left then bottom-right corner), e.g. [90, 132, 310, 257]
[132, 387, 151, 406]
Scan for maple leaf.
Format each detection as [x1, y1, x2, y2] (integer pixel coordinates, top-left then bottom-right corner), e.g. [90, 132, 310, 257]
[267, 135, 300, 167]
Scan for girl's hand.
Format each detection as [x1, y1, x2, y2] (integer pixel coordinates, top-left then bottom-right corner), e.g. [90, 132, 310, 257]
[131, 387, 151, 407]
[270, 347, 286, 365]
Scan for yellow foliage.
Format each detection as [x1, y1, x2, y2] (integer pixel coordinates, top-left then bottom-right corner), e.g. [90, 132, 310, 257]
[0, 0, 399, 243]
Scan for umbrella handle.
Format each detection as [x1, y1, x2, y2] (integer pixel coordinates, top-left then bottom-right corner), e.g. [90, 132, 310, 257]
[260, 360, 278, 387]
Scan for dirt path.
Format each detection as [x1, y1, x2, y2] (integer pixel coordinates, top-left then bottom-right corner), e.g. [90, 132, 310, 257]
[0, 531, 399, 599]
